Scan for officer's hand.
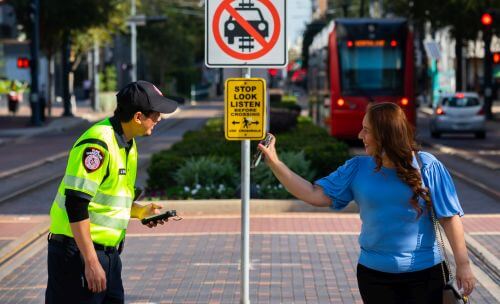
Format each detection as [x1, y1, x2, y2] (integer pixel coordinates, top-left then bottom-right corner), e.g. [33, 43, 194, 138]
[85, 259, 106, 293]
[143, 203, 165, 228]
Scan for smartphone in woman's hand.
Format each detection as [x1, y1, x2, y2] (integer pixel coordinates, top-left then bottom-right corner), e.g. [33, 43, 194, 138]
[251, 133, 274, 168]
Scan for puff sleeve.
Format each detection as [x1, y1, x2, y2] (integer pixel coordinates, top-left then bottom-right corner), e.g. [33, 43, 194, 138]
[314, 157, 359, 210]
[422, 160, 464, 218]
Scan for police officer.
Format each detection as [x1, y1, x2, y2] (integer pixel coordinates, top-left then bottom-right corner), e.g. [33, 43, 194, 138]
[45, 80, 178, 303]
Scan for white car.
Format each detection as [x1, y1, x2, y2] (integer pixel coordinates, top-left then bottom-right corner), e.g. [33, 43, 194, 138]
[430, 92, 486, 138]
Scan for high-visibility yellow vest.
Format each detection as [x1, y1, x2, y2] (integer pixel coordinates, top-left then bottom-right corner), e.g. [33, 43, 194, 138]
[49, 118, 137, 246]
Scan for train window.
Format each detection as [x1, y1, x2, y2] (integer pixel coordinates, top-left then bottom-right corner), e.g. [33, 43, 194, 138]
[338, 43, 404, 95]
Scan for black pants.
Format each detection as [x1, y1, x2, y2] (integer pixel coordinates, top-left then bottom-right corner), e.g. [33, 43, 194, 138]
[45, 239, 124, 304]
[357, 262, 449, 304]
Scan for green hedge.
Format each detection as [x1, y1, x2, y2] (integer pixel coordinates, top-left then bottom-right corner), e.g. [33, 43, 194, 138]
[146, 116, 350, 199]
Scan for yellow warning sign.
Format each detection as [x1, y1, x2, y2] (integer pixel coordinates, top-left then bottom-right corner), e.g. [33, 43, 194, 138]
[225, 78, 266, 140]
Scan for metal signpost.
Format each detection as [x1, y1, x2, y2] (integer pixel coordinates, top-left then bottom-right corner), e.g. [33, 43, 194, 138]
[206, 1, 286, 302]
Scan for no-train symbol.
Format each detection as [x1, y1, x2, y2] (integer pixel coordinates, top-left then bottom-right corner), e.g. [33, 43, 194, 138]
[205, 0, 287, 67]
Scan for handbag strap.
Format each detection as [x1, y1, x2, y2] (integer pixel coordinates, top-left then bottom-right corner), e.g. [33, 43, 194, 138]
[415, 152, 452, 284]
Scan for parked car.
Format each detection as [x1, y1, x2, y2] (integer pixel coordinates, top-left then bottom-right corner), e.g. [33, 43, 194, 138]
[430, 92, 486, 138]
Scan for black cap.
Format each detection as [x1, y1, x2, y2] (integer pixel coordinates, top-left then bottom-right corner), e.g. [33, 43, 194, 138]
[116, 80, 178, 114]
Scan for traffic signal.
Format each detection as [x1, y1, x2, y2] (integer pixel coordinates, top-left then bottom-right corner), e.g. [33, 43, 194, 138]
[17, 57, 30, 69]
[481, 13, 493, 26]
[494, 53, 500, 64]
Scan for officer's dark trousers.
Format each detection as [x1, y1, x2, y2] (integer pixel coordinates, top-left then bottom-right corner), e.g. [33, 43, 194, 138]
[45, 239, 124, 304]
[357, 262, 449, 304]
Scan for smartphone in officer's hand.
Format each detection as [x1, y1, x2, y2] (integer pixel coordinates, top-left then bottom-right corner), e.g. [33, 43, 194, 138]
[251, 133, 274, 169]
[141, 210, 177, 225]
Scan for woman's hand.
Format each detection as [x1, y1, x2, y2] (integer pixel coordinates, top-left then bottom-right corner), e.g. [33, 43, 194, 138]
[455, 262, 475, 297]
[258, 133, 279, 165]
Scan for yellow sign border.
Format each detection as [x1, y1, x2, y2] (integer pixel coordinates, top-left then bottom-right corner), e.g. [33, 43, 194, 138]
[224, 78, 266, 140]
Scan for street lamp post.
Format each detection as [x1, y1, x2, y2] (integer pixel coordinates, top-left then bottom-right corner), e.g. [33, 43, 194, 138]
[127, 3, 166, 84]
[29, 0, 41, 126]
[130, 0, 137, 82]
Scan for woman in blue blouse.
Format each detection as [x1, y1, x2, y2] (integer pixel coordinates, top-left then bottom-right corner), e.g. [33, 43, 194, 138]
[258, 102, 475, 303]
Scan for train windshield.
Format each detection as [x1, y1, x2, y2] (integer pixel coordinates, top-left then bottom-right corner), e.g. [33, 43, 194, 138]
[338, 42, 403, 96]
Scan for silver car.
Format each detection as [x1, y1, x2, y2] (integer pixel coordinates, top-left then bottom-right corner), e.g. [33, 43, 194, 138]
[430, 92, 486, 138]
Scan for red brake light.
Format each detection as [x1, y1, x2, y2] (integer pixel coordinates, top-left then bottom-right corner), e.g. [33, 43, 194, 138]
[400, 97, 409, 106]
[493, 53, 500, 64]
[390, 40, 398, 47]
[17, 57, 30, 69]
[347, 41, 353, 48]
[436, 107, 445, 115]
[481, 13, 493, 26]
[477, 108, 485, 116]
[455, 93, 464, 98]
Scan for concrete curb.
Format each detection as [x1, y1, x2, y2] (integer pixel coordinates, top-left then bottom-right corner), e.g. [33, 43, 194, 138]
[0, 116, 90, 145]
[464, 233, 500, 278]
[141, 199, 359, 215]
[0, 151, 67, 180]
[0, 217, 50, 267]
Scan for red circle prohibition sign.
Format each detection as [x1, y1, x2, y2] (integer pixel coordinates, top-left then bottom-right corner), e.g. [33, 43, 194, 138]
[213, 0, 281, 60]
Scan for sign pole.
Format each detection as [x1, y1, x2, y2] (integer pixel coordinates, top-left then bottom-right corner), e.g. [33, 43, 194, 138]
[240, 67, 251, 304]
[130, 0, 137, 82]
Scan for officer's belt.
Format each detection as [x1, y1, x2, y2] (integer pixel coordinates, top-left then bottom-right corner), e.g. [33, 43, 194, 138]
[48, 233, 122, 253]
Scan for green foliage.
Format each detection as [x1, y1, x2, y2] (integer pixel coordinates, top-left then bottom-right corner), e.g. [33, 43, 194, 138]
[281, 94, 298, 103]
[0, 80, 28, 94]
[252, 151, 316, 199]
[167, 156, 238, 199]
[175, 156, 238, 188]
[138, 1, 204, 94]
[303, 142, 350, 178]
[275, 119, 350, 179]
[12, 0, 127, 56]
[147, 153, 185, 191]
[146, 118, 240, 194]
[269, 107, 300, 133]
[99, 66, 117, 92]
[386, 0, 500, 40]
[147, 117, 351, 199]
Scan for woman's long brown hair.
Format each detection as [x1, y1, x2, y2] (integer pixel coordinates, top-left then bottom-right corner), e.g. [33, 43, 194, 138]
[366, 102, 431, 217]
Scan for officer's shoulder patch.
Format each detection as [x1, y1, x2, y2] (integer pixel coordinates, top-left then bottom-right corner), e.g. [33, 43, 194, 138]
[82, 147, 105, 173]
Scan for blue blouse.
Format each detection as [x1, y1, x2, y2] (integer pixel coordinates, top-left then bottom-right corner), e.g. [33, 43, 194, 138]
[315, 151, 464, 273]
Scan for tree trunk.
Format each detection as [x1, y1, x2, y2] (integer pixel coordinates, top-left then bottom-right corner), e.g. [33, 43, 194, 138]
[62, 31, 73, 116]
[47, 54, 53, 117]
[455, 35, 464, 91]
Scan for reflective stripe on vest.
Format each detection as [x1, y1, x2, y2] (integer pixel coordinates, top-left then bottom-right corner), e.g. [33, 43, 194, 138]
[64, 175, 99, 195]
[89, 212, 129, 230]
[54, 192, 132, 230]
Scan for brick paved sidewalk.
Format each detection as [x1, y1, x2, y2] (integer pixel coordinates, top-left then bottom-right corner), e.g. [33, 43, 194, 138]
[0, 214, 498, 303]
